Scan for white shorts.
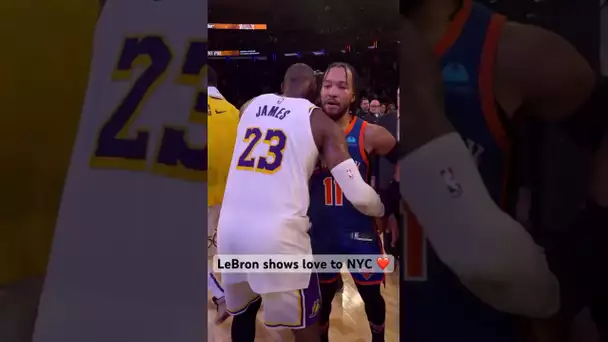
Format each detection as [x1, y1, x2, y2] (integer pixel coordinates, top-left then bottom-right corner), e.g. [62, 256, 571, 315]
[224, 274, 322, 330]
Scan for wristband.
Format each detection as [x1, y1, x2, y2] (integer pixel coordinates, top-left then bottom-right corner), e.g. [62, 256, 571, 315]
[379, 181, 401, 217]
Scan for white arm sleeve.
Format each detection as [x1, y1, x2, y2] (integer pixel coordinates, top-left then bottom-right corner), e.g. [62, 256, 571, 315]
[331, 158, 385, 217]
[399, 133, 559, 318]
[208, 271, 224, 299]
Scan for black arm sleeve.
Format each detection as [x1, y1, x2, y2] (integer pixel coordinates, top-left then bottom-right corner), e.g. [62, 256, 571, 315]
[370, 153, 380, 185]
[379, 180, 401, 217]
[385, 141, 408, 164]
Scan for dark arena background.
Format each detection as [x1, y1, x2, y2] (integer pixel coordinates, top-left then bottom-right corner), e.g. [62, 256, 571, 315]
[208, 0, 400, 110]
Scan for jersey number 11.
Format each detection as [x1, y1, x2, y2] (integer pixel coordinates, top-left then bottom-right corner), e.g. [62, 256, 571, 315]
[323, 177, 343, 206]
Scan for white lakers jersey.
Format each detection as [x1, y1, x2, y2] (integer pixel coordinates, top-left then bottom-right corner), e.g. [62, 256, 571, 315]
[217, 94, 319, 293]
[34, 1, 207, 341]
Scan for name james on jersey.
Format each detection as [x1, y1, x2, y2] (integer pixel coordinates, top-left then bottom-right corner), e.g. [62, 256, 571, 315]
[254, 104, 291, 120]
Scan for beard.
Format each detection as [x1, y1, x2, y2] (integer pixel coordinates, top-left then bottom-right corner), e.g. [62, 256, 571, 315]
[321, 101, 349, 120]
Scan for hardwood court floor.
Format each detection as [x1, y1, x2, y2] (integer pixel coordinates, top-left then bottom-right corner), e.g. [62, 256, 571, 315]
[208, 271, 399, 342]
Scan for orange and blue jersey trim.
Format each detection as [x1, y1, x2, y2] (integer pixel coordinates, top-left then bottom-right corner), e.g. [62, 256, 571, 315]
[479, 13, 510, 208]
[345, 116, 370, 180]
[358, 120, 370, 171]
[433, 0, 510, 208]
[434, 0, 473, 57]
[404, 0, 511, 281]
[344, 116, 357, 135]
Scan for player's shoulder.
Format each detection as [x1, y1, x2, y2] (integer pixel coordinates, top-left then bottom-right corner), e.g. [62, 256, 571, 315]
[496, 21, 594, 116]
[363, 121, 390, 137]
[362, 121, 395, 150]
[255, 93, 276, 101]
[500, 22, 571, 53]
[239, 95, 260, 114]
[245, 93, 277, 107]
[226, 101, 239, 113]
[498, 22, 590, 72]
[288, 95, 317, 112]
[258, 94, 314, 109]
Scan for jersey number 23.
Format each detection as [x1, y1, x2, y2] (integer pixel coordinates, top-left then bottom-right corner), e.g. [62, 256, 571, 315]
[90, 36, 206, 182]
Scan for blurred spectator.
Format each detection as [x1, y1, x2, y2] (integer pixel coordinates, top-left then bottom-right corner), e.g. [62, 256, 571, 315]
[357, 97, 370, 117]
[369, 99, 382, 118]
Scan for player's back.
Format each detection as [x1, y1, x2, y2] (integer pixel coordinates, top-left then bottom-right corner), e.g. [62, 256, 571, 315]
[34, 1, 207, 341]
[208, 88, 239, 207]
[0, 0, 98, 287]
[219, 93, 319, 254]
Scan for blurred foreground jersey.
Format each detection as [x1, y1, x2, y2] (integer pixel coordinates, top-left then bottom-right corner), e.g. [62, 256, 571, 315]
[0, 0, 98, 285]
[33, 0, 208, 341]
[403, 1, 520, 341]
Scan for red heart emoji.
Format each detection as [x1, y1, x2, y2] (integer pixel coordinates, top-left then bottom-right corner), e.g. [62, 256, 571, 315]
[376, 257, 390, 270]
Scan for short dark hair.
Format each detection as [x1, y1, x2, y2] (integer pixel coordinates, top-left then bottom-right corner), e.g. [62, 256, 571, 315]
[207, 66, 218, 87]
[323, 62, 359, 95]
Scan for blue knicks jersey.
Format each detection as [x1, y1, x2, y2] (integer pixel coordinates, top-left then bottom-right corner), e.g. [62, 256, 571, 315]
[403, 1, 519, 341]
[308, 117, 375, 242]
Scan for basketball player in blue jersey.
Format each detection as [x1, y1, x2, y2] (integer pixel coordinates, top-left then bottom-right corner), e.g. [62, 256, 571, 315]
[308, 63, 401, 342]
[220, 63, 385, 342]
[394, 0, 608, 341]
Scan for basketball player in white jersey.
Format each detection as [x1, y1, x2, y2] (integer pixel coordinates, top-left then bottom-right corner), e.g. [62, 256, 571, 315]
[207, 66, 239, 325]
[217, 63, 385, 342]
[33, 1, 207, 341]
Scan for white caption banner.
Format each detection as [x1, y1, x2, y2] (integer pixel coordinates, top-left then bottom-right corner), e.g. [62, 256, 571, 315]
[213, 254, 395, 273]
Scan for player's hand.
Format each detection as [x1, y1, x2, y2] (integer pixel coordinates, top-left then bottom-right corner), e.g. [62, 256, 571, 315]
[214, 297, 230, 324]
[376, 215, 399, 247]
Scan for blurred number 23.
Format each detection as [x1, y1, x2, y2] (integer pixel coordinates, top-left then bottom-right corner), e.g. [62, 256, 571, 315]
[91, 36, 206, 182]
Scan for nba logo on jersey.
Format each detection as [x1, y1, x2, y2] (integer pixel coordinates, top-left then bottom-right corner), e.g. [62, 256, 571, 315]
[440, 167, 463, 197]
[347, 169, 354, 180]
[347, 136, 357, 146]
